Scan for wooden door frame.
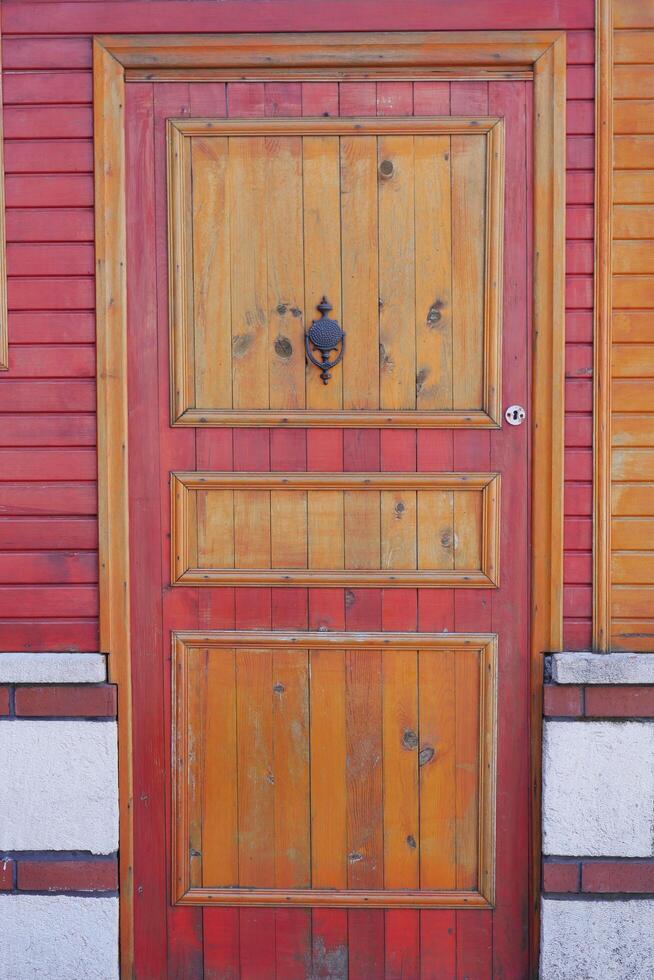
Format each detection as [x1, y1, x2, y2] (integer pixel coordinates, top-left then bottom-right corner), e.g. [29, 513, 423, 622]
[93, 30, 566, 977]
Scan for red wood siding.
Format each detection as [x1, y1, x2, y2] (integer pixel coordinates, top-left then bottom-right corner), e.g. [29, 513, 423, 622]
[0, 2, 594, 654]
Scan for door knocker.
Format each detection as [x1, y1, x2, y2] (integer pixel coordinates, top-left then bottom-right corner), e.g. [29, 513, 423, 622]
[305, 297, 345, 385]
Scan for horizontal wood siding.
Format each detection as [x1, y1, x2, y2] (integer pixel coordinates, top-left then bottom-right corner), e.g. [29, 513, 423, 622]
[608, 0, 654, 650]
[0, 7, 592, 655]
[1, 32, 97, 651]
[565, 32, 595, 650]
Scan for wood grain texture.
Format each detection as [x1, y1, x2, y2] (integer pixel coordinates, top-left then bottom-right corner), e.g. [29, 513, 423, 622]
[93, 38, 133, 974]
[597, 1, 654, 654]
[171, 472, 500, 586]
[167, 116, 503, 427]
[172, 631, 497, 908]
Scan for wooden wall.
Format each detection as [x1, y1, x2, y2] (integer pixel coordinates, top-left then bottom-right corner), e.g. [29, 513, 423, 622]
[596, 0, 654, 651]
[0, 1, 594, 654]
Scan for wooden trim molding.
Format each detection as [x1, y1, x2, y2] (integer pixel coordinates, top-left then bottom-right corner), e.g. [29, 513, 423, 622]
[0, 31, 8, 371]
[99, 31, 567, 77]
[93, 31, 566, 976]
[93, 38, 134, 974]
[171, 630, 497, 909]
[594, 0, 613, 652]
[167, 114, 505, 428]
[171, 471, 501, 587]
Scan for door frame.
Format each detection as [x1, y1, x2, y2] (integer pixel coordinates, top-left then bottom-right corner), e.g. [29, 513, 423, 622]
[93, 30, 566, 977]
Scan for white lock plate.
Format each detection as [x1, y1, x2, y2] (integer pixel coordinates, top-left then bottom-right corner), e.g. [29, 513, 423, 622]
[505, 404, 526, 426]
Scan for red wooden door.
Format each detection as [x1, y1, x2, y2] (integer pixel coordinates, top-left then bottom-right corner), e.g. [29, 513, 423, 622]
[126, 69, 530, 978]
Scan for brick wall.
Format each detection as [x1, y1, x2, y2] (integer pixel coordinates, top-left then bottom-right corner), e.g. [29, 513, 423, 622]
[541, 652, 654, 978]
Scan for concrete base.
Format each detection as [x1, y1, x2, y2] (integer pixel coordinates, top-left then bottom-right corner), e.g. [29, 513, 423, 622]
[0, 720, 118, 853]
[543, 720, 654, 856]
[541, 898, 654, 979]
[0, 895, 119, 979]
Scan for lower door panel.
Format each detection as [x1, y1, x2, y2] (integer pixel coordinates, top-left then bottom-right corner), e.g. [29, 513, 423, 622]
[173, 631, 496, 909]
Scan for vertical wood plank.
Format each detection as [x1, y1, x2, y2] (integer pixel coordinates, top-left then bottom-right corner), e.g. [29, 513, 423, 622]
[270, 490, 307, 568]
[302, 82, 339, 117]
[416, 425, 455, 644]
[454, 432, 491, 632]
[307, 428, 343, 471]
[308, 425, 344, 637]
[451, 132, 487, 410]
[126, 83, 168, 979]
[271, 429, 307, 471]
[382, 649, 419, 889]
[232, 429, 271, 650]
[339, 82, 376, 117]
[230, 136, 269, 409]
[203, 907, 240, 980]
[236, 647, 275, 888]
[239, 910, 275, 980]
[382, 588, 418, 633]
[341, 134, 379, 410]
[304, 135, 343, 410]
[344, 490, 381, 569]
[201, 647, 238, 887]
[196, 489, 234, 569]
[344, 429, 381, 471]
[234, 428, 270, 471]
[346, 648, 384, 889]
[273, 649, 311, 888]
[271, 588, 309, 631]
[312, 908, 348, 980]
[489, 79, 530, 978]
[413, 82, 451, 115]
[453, 491, 483, 571]
[417, 491, 454, 570]
[264, 81, 302, 118]
[455, 650, 481, 892]
[233, 489, 271, 569]
[154, 82, 204, 979]
[310, 647, 347, 889]
[456, 910, 493, 980]
[419, 911, 456, 979]
[415, 135, 453, 410]
[349, 908, 385, 980]
[191, 136, 232, 409]
[419, 650, 456, 889]
[275, 909, 312, 980]
[308, 490, 344, 569]
[381, 489, 417, 570]
[266, 135, 306, 409]
[385, 908, 420, 980]
[378, 134, 416, 410]
[381, 430, 417, 471]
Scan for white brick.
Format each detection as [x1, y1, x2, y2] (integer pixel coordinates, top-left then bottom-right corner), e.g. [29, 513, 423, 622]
[541, 898, 654, 979]
[0, 721, 118, 853]
[551, 651, 654, 685]
[0, 652, 107, 684]
[0, 895, 118, 980]
[543, 720, 654, 856]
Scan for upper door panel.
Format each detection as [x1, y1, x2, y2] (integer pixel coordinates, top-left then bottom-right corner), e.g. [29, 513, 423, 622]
[168, 116, 504, 426]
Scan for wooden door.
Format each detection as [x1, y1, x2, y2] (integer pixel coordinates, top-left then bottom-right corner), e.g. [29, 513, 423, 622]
[126, 72, 530, 978]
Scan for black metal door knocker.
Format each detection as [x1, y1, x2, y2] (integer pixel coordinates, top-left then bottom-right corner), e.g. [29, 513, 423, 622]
[305, 297, 345, 385]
